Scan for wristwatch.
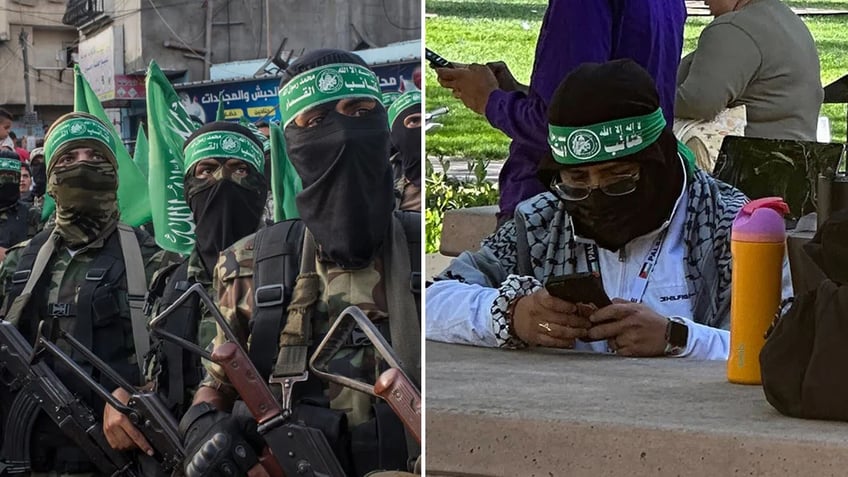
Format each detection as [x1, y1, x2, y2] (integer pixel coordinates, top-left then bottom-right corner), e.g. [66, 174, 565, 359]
[664, 316, 689, 356]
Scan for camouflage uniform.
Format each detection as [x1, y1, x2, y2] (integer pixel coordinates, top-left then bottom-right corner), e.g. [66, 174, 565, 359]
[0, 225, 169, 475]
[0, 225, 166, 362]
[395, 177, 420, 212]
[203, 231, 391, 428]
[0, 200, 42, 250]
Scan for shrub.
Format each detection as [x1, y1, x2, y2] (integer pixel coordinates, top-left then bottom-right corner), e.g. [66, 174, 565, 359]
[425, 157, 499, 253]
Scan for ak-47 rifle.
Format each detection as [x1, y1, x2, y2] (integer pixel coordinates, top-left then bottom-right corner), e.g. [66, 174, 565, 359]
[30, 325, 185, 475]
[309, 306, 421, 443]
[149, 284, 345, 477]
[0, 320, 138, 476]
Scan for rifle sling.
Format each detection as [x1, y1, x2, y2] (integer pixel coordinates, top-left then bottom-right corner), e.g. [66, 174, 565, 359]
[117, 223, 150, 377]
[5, 232, 56, 323]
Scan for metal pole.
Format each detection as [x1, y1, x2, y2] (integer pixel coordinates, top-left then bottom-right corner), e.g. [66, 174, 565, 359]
[19, 30, 32, 114]
[204, 0, 213, 80]
[264, 0, 271, 58]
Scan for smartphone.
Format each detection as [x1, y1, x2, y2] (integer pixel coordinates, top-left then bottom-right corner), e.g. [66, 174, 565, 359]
[425, 48, 454, 69]
[544, 273, 612, 308]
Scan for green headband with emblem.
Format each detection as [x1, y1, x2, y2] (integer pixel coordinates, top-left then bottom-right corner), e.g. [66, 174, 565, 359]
[0, 158, 20, 173]
[548, 108, 666, 165]
[183, 130, 265, 173]
[387, 90, 422, 127]
[381, 91, 401, 109]
[44, 116, 116, 166]
[278, 63, 383, 127]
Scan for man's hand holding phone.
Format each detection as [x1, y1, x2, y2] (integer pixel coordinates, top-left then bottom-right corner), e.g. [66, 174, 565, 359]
[587, 300, 670, 357]
[511, 288, 591, 348]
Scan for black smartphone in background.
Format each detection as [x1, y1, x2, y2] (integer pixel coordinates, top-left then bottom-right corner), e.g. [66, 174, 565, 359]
[544, 273, 612, 308]
[426, 48, 454, 69]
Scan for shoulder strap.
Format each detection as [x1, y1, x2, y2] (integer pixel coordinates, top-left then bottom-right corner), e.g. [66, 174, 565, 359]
[250, 219, 306, 380]
[117, 223, 150, 376]
[513, 211, 533, 276]
[4, 231, 56, 324]
[393, 210, 421, 310]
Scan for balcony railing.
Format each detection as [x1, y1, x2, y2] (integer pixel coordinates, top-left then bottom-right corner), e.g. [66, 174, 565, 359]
[62, 0, 106, 28]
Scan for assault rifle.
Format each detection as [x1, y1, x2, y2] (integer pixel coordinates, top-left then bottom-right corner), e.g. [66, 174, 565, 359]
[310, 306, 421, 443]
[0, 320, 138, 476]
[149, 284, 345, 477]
[30, 325, 185, 475]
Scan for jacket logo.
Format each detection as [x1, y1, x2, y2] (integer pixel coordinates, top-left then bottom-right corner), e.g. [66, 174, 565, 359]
[659, 293, 694, 303]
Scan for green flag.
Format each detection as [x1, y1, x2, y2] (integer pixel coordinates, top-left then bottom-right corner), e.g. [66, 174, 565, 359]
[133, 124, 149, 178]
[270, 123, 301, 221]
[145, 60, 199, 255]
[216, 96, 225, 121]
[46, 65, 152, 226]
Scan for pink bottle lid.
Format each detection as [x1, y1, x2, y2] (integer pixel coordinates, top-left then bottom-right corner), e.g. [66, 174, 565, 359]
[732, 197, 790, 243]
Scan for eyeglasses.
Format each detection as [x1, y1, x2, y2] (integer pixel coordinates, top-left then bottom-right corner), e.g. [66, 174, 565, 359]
[551, 172, 640, 201]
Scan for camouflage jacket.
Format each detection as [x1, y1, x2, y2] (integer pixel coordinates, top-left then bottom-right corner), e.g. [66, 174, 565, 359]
[0, 225, 167, 365]
[0, 200, 42, 249]
[204, 228, 398, 427]
[145, 250, 217, 407]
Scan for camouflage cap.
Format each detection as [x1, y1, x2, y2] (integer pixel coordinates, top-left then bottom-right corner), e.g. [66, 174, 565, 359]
[44, 112, 117, 174]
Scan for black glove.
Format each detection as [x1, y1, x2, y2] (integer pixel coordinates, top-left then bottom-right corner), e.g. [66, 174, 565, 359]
[179, 402, 265, 477]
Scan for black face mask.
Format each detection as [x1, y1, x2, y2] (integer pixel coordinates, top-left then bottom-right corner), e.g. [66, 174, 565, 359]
[187, 175, 266, 273]
[285, 106, 394, 269]
[391, 117, 422, 187]
[562, 158, 682, 252]
[0, 180, 19, 209]
[31, 161, 46, 196]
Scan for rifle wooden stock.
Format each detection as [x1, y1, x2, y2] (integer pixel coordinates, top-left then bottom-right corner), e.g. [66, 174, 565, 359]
[212, 342, 283, 424]
[374, 368, 421, 443]
[211, 342, 285, 477]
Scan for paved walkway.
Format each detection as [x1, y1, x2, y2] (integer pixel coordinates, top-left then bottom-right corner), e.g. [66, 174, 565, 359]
[686, 0, 848, 16]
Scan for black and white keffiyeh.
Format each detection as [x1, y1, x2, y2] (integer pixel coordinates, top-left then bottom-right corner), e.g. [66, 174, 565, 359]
[435, 168, 750, 347]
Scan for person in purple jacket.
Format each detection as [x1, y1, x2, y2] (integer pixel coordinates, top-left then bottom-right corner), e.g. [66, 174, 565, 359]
[435, 0, 687, 222]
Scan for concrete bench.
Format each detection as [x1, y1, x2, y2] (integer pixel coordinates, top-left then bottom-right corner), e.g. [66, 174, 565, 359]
[439, 205, 499, 257]
[426, 342, 848, 476]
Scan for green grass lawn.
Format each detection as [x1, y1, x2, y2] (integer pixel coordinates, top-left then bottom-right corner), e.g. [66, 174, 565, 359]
[425, 0, 848, 161]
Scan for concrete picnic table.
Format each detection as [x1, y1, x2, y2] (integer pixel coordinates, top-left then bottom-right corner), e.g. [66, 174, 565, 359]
[426, 341, 848, 477]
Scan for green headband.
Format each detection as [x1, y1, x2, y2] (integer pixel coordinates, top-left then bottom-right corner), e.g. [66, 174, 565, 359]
[387, 90, 422, 127]
[0, 158, 20, 173]
[381, 92, 401, 109]
[183, 130, 264, 173]
[239, 118, 271, 154]
[548, 108, 666, 165]
[44, 117, 116, 166]
[278, 63, 383, 127]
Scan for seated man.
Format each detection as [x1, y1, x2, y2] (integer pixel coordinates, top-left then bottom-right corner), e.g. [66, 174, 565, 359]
[426, 59, 793, 360]
[675, 0, 822, 140]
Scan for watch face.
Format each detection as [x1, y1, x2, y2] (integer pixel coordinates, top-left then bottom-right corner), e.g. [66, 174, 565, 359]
[669, 320, 688, 348]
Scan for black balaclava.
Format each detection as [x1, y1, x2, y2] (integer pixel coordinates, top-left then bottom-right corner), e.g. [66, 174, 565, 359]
[183, 122, 268, 273]
[390, 104, 422, 187]
[29, 148, 46, 197]
[0, 149, 21, 209]
[281, 49, 394, 270]
[539, 59, 684, 251]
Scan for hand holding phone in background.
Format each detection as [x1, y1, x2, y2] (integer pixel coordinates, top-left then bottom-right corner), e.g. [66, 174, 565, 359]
[428, 48, 498, 115]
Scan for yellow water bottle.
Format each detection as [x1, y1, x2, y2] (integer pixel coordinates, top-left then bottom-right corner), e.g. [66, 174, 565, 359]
[728, 197, 789, 384]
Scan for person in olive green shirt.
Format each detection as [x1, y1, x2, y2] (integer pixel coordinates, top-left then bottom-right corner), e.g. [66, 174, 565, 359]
[676, 0, 823, 140]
